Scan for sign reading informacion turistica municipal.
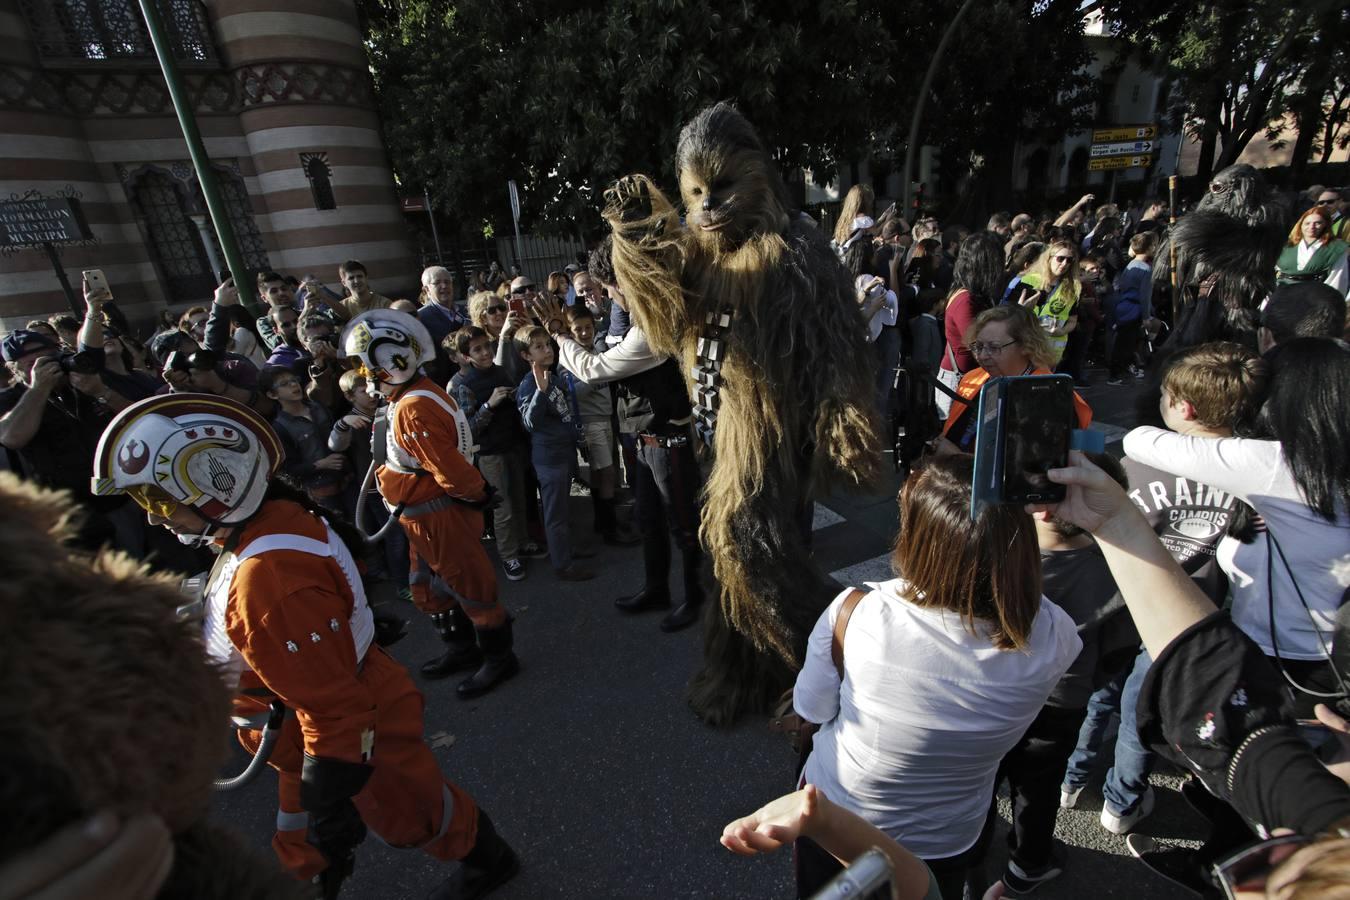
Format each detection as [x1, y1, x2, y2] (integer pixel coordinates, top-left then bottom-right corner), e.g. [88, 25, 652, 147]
[1091, 124, 1157, 144]
[0, 196, 93, 248]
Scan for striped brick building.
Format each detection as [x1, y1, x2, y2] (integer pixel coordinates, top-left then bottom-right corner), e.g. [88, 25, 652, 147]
[0, 0, 417, 331]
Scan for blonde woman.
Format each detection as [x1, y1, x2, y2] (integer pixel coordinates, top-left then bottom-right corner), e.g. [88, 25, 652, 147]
[832, 184, 875, 247]
[1015, 240, 1082, 365]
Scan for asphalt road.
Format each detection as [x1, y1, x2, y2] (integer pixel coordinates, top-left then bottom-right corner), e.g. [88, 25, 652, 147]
[209, 370, 1204, 899]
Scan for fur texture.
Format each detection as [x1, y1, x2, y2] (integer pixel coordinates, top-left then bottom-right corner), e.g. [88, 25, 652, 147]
[1154, 164, 1290, 348]
[0, 474, 300, 899]
[606, 103, 881, 723]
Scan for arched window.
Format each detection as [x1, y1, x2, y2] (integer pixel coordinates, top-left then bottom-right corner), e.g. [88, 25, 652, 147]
[301, 153, 337, 210]
[129, 169, 214, 302]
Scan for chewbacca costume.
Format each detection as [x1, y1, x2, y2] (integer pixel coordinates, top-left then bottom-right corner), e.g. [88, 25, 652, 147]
[605, 103, 881, 724]
[0, 473, 301, 899]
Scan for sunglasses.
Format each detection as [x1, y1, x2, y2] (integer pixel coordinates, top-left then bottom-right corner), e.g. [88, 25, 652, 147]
[486, 304, 508, 314]
[511, 285, 535, 295]
[1052, 255, 1074, 263]
[126, 483, 180, 518]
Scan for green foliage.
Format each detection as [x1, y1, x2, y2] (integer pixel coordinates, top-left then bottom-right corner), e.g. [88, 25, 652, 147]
[359, 0, 1095, 232]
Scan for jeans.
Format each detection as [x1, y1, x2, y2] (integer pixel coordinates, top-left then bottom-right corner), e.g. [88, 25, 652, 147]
[1063, 646, 1154, 816]
[532, 453, 573, 571]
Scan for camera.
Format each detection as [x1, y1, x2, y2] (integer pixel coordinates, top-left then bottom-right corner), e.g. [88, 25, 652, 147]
[57, 350, 99, 376]
[164, 348, 218, 373]
[310, 333, 338, 347]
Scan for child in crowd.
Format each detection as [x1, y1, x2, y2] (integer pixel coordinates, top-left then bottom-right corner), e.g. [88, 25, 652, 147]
[515, 326, 594, 582]
[565, 307, 636, 546]
[450, 326, 536, 581]
[993, 454, 1138, 895]
[906, 289, 944, 374]
[1062, 342, 1262, 839]
[258, 365, 348, 512]
[1106, 231, 1158, 384]
[326, 370, 411, 600]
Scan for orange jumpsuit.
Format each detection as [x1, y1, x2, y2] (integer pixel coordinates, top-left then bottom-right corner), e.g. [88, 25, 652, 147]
[376, 375, 504, 629]
[221, 499, 480, 881]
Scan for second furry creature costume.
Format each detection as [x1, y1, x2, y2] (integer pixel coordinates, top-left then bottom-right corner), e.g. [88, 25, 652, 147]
[605, 102, 881, 725]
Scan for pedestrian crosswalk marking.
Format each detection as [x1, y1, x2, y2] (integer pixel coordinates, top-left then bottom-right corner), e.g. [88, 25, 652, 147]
[829, 553, 893, 587]
[812, 505, 845, 530]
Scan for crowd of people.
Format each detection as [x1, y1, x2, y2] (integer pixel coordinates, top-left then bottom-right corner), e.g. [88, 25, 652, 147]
[1, 172, 1348, 900]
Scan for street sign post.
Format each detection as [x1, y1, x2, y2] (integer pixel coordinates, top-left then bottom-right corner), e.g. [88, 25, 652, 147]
[0, 195, 94, 315]
[507, 180, 523, 272]
[1091, 124, 1157, 143]
[1090, 140, 1155, 158]
[1088, 155, 1156, 172]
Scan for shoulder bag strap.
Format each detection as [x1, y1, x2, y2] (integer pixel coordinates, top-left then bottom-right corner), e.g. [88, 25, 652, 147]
[831, 587, 868, 680]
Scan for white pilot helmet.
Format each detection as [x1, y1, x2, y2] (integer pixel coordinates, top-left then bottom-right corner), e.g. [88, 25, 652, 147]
[341, 309, 435, 386]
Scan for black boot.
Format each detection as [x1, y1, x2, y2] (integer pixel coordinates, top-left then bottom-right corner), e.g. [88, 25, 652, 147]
[615, 585, 671, 613]
[457, 620, 520, 699]
[426, 809, 519, 900]
[598, 497, 640, 546]
[421, 608, 482, 679]
[660, 546, 706, 632]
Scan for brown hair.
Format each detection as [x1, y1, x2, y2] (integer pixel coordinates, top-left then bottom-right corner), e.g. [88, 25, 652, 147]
[1129, 230, 1159, 257]
[891, 455, 1042, 651]
[1288, 205, 1336, 246]
[1275, 834, 1350, 900]
[565, 305, 595, 324]
[1162, 341, 1270, 431]
[513, 324, 550, 352]
[964, 305, 1057, 370]
[546, 271, 569, 296]
[455, 325, 489, 356]
[177, 307, 208, 331]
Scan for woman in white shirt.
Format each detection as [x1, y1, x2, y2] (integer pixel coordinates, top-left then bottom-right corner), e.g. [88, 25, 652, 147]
[793, 456, 1082, 900]
[1122, 337, 1350, 713]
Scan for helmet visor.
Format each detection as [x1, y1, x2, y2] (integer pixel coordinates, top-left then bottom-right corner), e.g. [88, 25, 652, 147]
[125, 483, 180, 518]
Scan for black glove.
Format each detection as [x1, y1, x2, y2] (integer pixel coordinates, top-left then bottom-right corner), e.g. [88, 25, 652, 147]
[301, 755, 373, 898]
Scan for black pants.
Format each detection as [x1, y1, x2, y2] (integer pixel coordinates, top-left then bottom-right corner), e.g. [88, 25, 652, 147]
[631, 435, 703, 593]
[1109, 320, 1142, 379]
[990, 703, 1090, 872]
[795, 816, 994, 900]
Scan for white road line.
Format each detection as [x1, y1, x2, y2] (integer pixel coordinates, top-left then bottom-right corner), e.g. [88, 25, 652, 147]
[811, 505, 846, 530]
[829, 553, 893, 587]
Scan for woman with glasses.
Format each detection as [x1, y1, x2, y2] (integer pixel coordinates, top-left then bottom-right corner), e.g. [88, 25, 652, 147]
[937, 305, 1091, 455]
[1275, 206, 1349, 298]
[1016, 241, 1082, 366]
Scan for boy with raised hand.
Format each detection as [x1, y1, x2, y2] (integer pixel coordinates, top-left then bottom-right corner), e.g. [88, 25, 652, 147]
[515, 325, 594, 582]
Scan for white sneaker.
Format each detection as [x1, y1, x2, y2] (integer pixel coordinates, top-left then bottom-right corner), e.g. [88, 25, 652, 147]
[1101, 787, 1155, 835]
[502, 558, 525, 581]
[1060, 785, 1084, 809]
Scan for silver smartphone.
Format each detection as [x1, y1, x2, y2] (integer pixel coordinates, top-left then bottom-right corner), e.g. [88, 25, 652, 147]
[810, 848, 895, 900]
[82, 268, 111, 297]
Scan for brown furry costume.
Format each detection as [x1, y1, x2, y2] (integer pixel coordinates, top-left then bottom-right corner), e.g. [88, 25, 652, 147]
[605, 103, 881, 724]
[0, 474, 300, 899]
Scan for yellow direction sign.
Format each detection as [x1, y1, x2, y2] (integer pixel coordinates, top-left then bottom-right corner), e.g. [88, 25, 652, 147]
[1089, 154, 1155, 172]
[1091, 124, 1157, 143]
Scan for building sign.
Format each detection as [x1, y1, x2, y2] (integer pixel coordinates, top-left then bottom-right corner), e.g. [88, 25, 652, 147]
[1091, 124, 1157, 143]
[1088, 155, 1155, 172]
[0, 197, 92, 247]
[1091, 140, 1155, 158]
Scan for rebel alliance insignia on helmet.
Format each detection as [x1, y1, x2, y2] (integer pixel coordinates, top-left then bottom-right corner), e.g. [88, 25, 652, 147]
[92, 394, 284, 525]
[342, 309, 435, 386]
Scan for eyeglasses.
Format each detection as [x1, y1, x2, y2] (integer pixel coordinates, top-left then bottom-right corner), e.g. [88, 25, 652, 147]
[1212, 834, 1309, 899]
[1052, 255, 1074, 263]
[970, 340, 1017, 356]
[486, 304, 508, 314]
[270, 379, 301, 389]
[511, 285, 535, 295]
[126, 483, 180, 518]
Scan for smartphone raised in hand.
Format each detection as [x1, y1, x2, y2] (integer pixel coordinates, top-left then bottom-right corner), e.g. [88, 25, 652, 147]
[971, 374, 1075, 518]
[82, 268, 111, 298]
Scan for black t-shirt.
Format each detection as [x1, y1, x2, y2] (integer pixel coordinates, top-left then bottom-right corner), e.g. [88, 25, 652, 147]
[1040, 544, 1140, 708]
[0, 384, 116, 506]
[1138, 612, 1350, 836]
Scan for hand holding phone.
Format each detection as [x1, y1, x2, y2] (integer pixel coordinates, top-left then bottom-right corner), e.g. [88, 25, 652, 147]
[83, 269, 112, 307]
[971, 375, 1075, 518]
